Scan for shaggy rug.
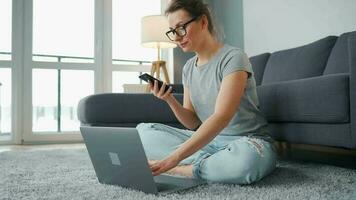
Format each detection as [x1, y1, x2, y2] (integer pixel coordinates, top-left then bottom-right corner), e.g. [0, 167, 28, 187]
[0, 148, 355, 200]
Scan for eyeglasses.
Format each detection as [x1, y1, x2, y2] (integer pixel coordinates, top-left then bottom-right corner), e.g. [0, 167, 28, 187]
[165, 17, 198, 41]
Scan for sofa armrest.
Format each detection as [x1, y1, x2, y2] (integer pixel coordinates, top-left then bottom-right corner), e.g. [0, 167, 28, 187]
[77, 93, 183, 126]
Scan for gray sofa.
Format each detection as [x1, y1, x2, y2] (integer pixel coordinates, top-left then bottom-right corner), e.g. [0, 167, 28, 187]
[77, 31, 356, 150]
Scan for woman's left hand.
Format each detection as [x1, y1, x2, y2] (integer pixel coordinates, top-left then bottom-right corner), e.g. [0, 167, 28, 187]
[149, 154, 181, 176]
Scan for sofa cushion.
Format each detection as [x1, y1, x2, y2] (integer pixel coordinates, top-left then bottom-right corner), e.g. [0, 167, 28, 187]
[262, 36, 337, 84]
[77, 93, 183, 124]
[323, 31, 356, 75]
[249, 53, 270, 86]
[257, 73, 349, 123]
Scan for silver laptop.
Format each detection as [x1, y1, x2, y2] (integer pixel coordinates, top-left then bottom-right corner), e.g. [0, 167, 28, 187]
[80, 126, 206, 195]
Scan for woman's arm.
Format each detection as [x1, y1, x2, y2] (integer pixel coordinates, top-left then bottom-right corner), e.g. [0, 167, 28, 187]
[149, 80, 201, 130]
[172, 71, 248, 162]
[165, 87, 202, 130]
[150, 71, 249, 176]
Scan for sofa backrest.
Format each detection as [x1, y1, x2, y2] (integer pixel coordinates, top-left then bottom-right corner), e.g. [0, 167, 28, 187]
[260, 36, 337, 84]
[250, 31, 356, 86]
[323, 32, 356, 75]
[249, 53, 270, 86]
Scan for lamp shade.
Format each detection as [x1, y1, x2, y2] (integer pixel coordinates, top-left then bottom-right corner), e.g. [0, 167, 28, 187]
[141, 15, 177, 49]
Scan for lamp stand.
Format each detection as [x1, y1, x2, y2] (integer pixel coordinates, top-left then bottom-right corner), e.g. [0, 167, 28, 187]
[150, 61, 170, 84]
[145, 61, 170, 93]
[146, 45, 171, 92]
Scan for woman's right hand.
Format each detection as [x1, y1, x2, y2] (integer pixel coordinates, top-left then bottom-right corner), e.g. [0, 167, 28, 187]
[149, 80, 173, 101]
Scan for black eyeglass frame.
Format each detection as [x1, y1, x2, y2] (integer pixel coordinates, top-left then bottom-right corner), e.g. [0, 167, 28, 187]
[165, 17, 198, 41]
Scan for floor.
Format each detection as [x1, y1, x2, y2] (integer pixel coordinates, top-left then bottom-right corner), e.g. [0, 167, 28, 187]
[1, 142, 355, 169]
[0, 143, 86, 154]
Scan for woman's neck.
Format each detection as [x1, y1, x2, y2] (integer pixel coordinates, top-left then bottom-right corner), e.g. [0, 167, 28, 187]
[195, 36, 223, 66]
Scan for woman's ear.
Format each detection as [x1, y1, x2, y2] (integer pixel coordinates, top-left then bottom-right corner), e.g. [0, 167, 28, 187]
[200, 15, 209, 31]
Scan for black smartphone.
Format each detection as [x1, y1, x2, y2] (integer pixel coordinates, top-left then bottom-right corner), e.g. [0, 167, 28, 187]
[139, 73, 175, 93]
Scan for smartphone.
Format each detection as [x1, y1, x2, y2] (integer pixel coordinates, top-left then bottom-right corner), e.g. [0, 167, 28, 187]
[138, 73, 175, 93]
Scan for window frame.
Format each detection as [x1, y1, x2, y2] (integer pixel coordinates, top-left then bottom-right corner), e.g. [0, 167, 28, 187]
[0, 0, 171, 145]
[0, 66, 12, 144]
[0, 0, 15, 145]
[110, 0, 170, 91]
[21, 0, 94, 143]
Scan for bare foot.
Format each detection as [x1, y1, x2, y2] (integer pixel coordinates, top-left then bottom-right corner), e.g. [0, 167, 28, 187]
[148, 159, 158, 166]
[147, 160, 193, 177]
[167, 165, 193, 178]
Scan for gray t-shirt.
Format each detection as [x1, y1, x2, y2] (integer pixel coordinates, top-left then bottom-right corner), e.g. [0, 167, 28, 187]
[182, 44, 271, 139]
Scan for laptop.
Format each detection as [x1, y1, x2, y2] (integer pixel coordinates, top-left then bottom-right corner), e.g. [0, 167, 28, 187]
[80, 126, 206, 195]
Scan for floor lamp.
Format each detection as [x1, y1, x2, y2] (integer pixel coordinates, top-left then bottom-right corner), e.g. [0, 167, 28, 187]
[141, 15, 177, 92]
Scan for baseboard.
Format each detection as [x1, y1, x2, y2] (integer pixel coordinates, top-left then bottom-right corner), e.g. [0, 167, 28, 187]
[21, 140, 84, 145]
[275, 141, 356, 169]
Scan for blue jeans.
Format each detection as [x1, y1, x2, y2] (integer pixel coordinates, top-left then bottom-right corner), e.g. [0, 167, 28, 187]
[136, 122, 277, 184]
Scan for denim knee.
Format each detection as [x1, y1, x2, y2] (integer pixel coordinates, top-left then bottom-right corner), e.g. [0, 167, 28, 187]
[191, 137, 277, 184]
[191, 150, 252, 184]
[192, 152, 262, 184]
[135, 122, 192, 161]
[192, 152, 212, 180]
[136, 122, 153, 132]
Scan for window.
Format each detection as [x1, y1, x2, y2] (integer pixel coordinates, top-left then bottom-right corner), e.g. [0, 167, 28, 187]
[112, 71, 143, 93]
[31, 0, 95, 133]
[60, 70, 94, 131]
[0, 0, 12, 61]
[3, 0, 168, 144]
[0, 69, 11, 136]
[112, 0, 161, 62]
[0, 0, 12, 141]
[33, 0, 94, 62]
[32, 69, 58, 132]
[112, 0, 161, 92]
[32, 69, 94, 132]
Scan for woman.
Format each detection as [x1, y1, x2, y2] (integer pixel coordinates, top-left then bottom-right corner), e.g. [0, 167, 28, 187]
[136, 0, 276, 184]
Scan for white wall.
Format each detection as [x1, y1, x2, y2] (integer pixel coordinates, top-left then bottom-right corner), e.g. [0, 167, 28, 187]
[243, 0, 356, 56]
